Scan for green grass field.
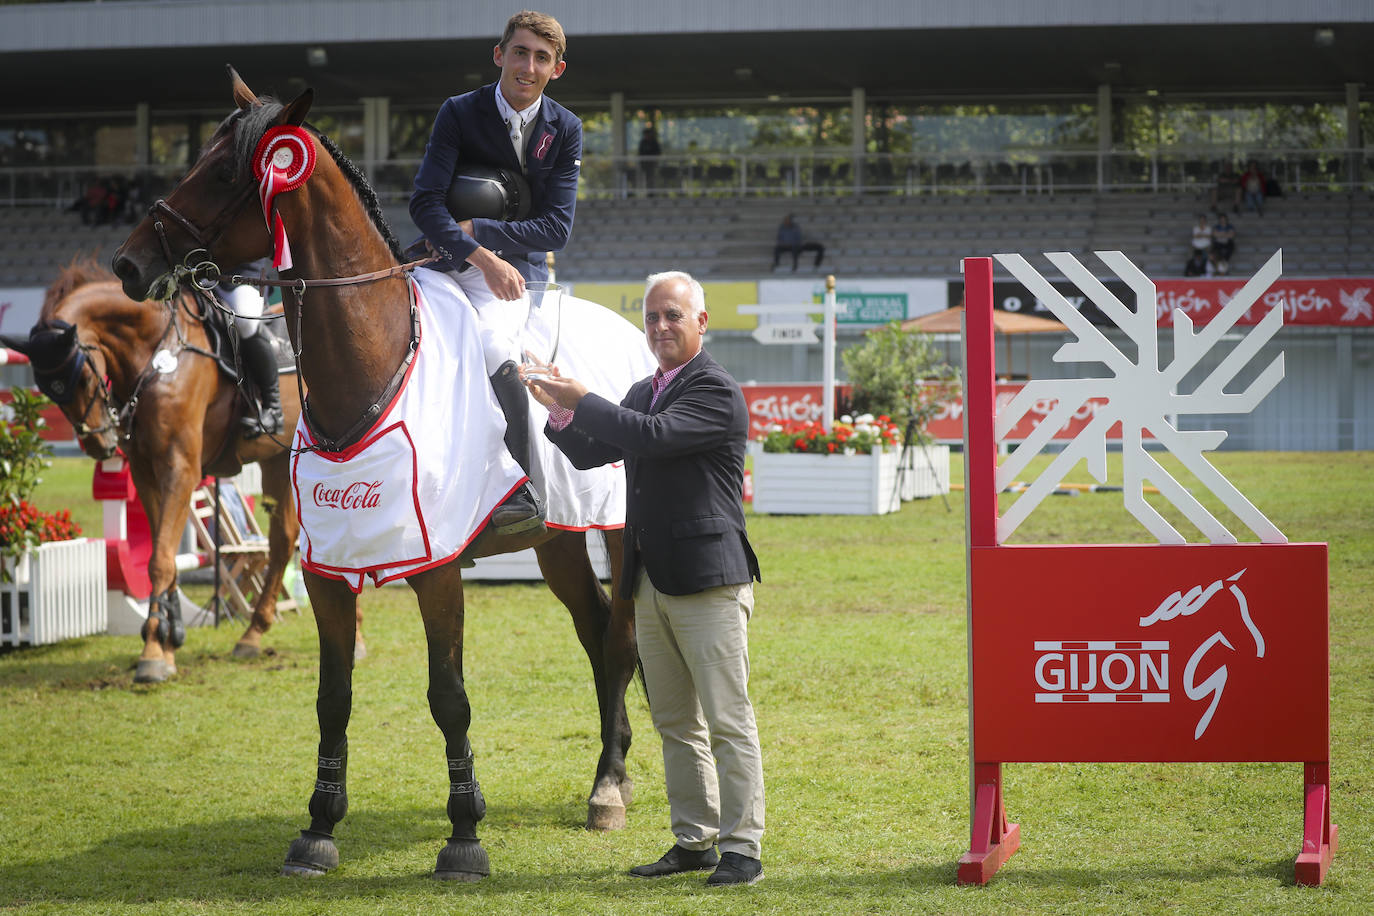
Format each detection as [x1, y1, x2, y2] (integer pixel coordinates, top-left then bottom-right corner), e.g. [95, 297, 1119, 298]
[1, 451, 1370, 914]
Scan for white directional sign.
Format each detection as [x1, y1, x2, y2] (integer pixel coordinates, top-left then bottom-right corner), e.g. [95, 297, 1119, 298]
[751, 322, 819, 344]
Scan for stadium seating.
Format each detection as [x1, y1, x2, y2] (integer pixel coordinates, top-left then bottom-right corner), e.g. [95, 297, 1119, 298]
[3, 189, 1371, 290]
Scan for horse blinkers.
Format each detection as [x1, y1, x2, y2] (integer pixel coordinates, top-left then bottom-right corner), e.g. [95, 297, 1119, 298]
[14, 322, 120, 458]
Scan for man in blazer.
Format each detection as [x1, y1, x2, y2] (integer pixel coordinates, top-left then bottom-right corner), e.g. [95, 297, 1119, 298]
[525, 271, 766, 887]
[408, 10, 581, 534]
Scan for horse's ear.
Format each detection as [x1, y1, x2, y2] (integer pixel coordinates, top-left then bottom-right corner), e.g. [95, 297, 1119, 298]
[280, 87, 314, 126]
[228, 65, 259, 109]
[0, 333, 30, 356]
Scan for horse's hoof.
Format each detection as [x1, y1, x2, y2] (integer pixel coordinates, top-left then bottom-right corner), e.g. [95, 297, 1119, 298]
[232, 642, 261, 659]
[281, 830, 338, 877]
[434, 839, 489, 881]
[134, 659, 170, 683]
[586, 781, 626, 831]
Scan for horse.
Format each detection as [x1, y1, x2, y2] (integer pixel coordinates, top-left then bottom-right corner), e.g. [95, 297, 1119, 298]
[110, 70, 639, 880]
[0, 258, 318, 682]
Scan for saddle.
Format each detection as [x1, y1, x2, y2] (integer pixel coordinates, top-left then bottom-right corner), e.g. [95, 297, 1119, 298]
[195, 291, 295, 388]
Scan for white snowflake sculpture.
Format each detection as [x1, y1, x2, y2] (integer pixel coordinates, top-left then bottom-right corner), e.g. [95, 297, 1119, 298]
[992, 249, 1286, 546]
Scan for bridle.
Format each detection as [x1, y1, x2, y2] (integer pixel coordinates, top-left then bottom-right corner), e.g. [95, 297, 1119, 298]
[139, 120, 435, 455]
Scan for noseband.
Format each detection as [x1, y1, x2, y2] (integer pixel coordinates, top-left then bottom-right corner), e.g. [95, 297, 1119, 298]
[148, 177, 261, 296]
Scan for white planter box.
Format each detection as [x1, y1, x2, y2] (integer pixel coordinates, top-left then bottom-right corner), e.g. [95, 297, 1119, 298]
[751, 447, 901, 515]
[896, 444, 952, 500]
[0, 538, 108, 647]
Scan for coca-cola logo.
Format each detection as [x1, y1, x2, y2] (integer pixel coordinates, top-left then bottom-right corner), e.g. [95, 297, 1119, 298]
[312, 480, 383, 510]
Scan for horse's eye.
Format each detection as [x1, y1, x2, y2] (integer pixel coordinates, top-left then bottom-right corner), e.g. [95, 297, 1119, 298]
[215, 165, 236, 184]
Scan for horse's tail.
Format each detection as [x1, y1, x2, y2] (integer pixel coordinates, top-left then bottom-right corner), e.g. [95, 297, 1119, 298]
[42, 253, 117, 312]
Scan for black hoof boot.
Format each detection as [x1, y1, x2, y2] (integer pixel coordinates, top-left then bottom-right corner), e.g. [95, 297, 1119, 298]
[434, 838, 489, 881]
[281, 829, 338, 877]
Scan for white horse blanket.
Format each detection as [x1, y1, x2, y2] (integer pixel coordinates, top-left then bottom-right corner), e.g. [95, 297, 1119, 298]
[291, 269, 654, 591]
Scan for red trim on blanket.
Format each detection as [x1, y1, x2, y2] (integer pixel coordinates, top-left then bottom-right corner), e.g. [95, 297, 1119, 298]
[365, 475, 528, 586]
[546, 522, 626, 532]
[292, 277, 426, 460]
[293, 422, 437, 580]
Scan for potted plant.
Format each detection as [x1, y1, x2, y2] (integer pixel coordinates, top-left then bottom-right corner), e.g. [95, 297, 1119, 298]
[841, 321, 958, 500]
[0, 388, 104, 646]
[751, 414, 905, 515]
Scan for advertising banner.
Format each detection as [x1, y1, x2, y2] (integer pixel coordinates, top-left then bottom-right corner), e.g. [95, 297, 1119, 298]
[739, 382, 1132, 443]
[569, 281, 759, 330]
[970, 543, 1329, 763]
[761, 278, 946, 327]
[956, 276, 1374, 328]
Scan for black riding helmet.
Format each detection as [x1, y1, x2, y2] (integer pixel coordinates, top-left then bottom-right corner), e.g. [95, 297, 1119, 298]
[446, 164, 531, 222]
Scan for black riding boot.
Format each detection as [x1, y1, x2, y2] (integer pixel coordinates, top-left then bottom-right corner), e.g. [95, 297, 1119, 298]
[239, 332, 283, 438]
[489, 360, 545, 534]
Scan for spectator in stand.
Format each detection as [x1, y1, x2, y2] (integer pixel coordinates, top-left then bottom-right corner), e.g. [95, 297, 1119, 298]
[1190, 213, 1213, 254]
[70, 178, 109, 226]
[771, 214, 824, 271]
[1239, 160, 1266, 216]
[1209, 162, 1240, 214]
[1211, 213, 1236, 266]
[638, 125, 661, 193]
[1184, 248, 1212, 277]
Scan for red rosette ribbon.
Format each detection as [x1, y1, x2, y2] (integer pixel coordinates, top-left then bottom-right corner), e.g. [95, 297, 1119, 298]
[252, 126, 317, 270]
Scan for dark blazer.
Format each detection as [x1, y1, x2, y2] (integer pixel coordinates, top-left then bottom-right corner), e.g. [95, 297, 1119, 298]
[546, 351, 761, 600]
[409, 83, 581, 282]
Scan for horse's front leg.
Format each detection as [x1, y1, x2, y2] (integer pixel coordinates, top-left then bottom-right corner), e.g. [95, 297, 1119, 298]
[409, 563, 489, 881]
[536, 530, 637, 830]
[128, 456, 196, 684]
[282, 571, 358, 877]
[233, 452, 297, 659]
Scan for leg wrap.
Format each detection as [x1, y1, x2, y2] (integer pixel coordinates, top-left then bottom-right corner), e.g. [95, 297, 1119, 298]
[148, 589, 186, 650]
[307, 740, 349, 835]
[446, 753, 486, 840]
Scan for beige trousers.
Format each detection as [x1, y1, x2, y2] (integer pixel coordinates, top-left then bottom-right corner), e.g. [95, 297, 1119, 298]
[634, 574, 765, 859]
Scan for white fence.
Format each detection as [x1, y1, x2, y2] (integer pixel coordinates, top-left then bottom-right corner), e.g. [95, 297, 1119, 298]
[0, 538, 107, 646]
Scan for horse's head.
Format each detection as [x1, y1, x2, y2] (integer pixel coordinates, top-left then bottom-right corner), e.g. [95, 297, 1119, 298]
[0, 320, 121, 460]
[111, 67, 315, 302]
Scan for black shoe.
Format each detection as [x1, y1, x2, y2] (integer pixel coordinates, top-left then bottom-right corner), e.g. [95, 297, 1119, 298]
[629, 844, 719, 878]
[490, 481, 544, 535]
[705, 851, 763, 887]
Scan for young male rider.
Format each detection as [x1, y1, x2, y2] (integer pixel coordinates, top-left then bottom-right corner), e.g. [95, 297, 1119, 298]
[408, 10, 580, 533]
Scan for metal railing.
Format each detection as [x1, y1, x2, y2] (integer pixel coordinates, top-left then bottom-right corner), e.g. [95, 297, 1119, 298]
[2, 146, 1368, 209]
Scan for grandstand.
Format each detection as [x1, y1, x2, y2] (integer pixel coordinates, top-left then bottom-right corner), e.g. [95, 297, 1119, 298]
[2, 1, 1371, 448]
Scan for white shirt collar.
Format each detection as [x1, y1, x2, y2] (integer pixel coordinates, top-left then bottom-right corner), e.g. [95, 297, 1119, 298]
[495, 88, 542, 133]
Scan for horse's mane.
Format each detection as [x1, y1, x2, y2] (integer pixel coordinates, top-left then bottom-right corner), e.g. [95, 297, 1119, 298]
[228, 100, 407, 262]
[42, 256, 117, 313]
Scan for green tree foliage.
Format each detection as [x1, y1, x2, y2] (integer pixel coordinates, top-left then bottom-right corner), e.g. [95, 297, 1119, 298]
[841, 321, 959, 440]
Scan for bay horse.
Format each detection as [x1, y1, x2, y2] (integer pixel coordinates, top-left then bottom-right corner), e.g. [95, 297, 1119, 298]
[0, 258, 316, 682]
[110, 70, 638, 880]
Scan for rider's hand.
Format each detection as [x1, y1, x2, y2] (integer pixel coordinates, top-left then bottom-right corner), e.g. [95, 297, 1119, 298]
[467, 247, 525, 301]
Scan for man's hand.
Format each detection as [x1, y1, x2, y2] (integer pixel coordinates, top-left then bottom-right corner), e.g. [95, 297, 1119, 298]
[467, 246, 525, 301]
[521, 359, 587, 410]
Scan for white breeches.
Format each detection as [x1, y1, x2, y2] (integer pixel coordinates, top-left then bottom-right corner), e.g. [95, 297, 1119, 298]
[227, 285, 265, 338]
[452, 266, 529, 375]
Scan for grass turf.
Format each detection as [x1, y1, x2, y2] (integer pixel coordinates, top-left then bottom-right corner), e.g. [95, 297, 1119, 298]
[0, 451, 1369, 914]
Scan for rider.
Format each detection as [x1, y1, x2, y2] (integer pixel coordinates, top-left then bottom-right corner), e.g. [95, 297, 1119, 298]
[407, 9, 579, 535]
[222, 258, 283, 437]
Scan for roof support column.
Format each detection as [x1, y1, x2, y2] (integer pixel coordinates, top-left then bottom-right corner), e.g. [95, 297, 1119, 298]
[1097, 83, 1111, 193]
[1346, 82, 1361, 188]
[611, 91, 626, 199]
[362, 96, 389, 180]
[852, 86, 865, 194]
[134, 102, 150, 168]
